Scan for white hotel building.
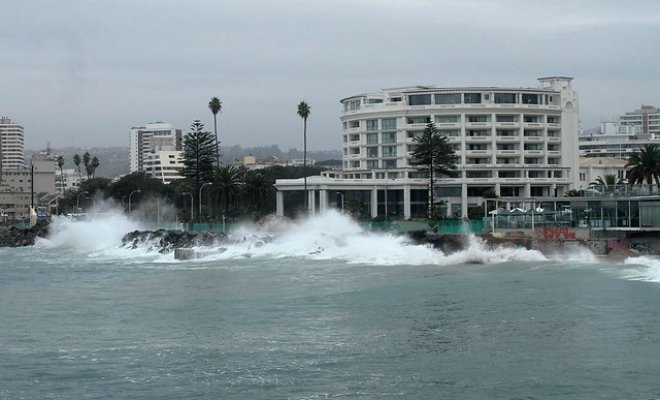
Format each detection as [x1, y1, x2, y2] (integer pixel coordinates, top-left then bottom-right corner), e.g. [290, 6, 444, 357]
[275, 77, 579, 219]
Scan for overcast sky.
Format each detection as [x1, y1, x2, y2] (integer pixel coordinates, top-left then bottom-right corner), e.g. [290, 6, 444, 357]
[1, 0, 659, 151]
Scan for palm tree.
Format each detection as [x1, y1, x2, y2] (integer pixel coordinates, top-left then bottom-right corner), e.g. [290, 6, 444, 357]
[213, 165, 242, 216]
[410, 122, 458, 220]
[57, 155, 64, 193]
[589, 174, 619, 192]
[208, 97, 222, 166]
[73, 153, 81, 180]
[626, 144, 660, 191]
[82, 152, 91, 180]
[297, 101, 311, 213]
[243, 170, 275, 218]
[90, 157, 100, 178]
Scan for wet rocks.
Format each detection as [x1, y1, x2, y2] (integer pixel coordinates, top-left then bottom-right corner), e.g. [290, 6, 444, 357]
[121, 229, 228, 253]
[0, 222, 50, 247]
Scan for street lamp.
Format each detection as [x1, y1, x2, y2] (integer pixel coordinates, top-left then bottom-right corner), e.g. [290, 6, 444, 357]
[76, 191, 89, 213]
[182, 192, 194, 223]
[128, 189, 141, 217]
[198, 182, 213, 222]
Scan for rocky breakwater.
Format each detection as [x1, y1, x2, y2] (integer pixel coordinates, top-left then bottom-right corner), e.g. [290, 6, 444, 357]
[121, 229, 228, 254]
[0, 222, 50, 247]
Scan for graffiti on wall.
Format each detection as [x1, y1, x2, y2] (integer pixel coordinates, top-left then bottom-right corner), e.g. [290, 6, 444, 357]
[542, 227, 577, 240]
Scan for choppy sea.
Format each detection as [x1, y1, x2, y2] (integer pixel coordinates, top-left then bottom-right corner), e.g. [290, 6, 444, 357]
[2, 211, 660, 399]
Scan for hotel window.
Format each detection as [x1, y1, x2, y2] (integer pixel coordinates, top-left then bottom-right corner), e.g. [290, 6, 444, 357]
[521, 94, 539, 104]
[407, 116, 431, 124]
[349, 121, 360, 128]
[407, 131, 424, 140]
[467, 115, 489, 123]
[435, 93, 461, 104]
[440, 130, 460, 137]
[382, 146, 397, 157]
[409, 94, 432, 105]
[580, 173, 586, 181]
[496, 115, 516, 122]
[383, 160, 397, 169]
[547, 116, 560, 124]
[389, 96, 402, 102]
[367, 98, 383, 104]
[436, 115, 459, 123]
[366, 160, 379, 169]
[381, 118, 397, 130]
[463, 93, 481, 104]
[497, 130, 516, 137]
[494, 93, 517, 104]
[367, 132, 378, 144]
[349, 100, 361, 111]
[367, 147, 379, 158]
[382, 132, 397, 144]
[523, 115, 539, 123]
[366, 119, 378, 131]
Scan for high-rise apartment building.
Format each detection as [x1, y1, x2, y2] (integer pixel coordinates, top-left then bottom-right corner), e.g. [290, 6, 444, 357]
[579, 105, 660, 158]
[0, 117, 25, 173]
[129, 122, 183, 180]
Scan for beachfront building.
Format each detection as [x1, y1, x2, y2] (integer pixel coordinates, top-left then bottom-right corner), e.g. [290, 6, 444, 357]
[579, 105, 660, 159]
[129, 122, 183, 176]
[275, 77, 579, 219]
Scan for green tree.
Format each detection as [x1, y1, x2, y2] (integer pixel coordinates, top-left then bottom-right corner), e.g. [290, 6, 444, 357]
[90, 156, 100, 178]
[409, 122, 458, 219]
[297, 101, 311, 212]
[57, 155, 64, 193]
[208, 96, 222, 166]
[213, 165, 242, 217]
[589, 174, 619, 191]
[73, 153, 82, 180]
[82, 152, 91, 179]
[182, 120, 218, 191]
[626, 144, 660, 190]
[242, 169, 276, 218]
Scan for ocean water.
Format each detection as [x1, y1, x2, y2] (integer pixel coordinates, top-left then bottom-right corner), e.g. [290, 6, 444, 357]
[2, 211, 660, 399]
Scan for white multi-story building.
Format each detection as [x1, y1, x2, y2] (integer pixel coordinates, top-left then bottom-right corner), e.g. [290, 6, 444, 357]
[276, 77, 580, 219]
[0, 117, 25, 173]
[579, 105, 660, 159]
[129, 122, 182, 176]
[143, 150, 185, 184]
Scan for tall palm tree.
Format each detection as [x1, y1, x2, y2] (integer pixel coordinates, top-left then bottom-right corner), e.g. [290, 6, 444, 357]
[57, 155, 64, 193]
[626, 144, 660, 191]
[297, 101, 311, 213]
[208, 97, 222, 166]
[73, 153, 81, 180]
[82, 152, 91, 180]
[90, 157, 100, 178]
[410, 122, 458, 220]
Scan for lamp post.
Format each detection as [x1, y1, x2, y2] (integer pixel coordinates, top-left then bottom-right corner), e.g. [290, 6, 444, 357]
[76, 191, 89, 213]
[198, 182, 213, 222]
[128, 189, 141, 217]
[182, 192, 194, 223]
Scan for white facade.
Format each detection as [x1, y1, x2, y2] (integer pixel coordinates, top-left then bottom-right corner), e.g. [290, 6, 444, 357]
[579, 105, 660, 159]
[55, 168, 83, 192]
[129, 122, 182, 174]
[143, 150, 185, 184]
[276, 77, 580, 219]
[0, 117, 25, 172]
[577, 157, 627, 191]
